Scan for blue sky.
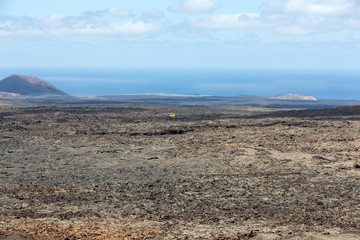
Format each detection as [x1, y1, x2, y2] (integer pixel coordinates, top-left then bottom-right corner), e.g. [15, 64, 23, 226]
[1, 0, 360, 68]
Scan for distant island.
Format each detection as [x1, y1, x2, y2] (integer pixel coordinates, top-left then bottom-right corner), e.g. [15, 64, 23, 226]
[1, 74, 359, 108]
[268, 93, 317, 101]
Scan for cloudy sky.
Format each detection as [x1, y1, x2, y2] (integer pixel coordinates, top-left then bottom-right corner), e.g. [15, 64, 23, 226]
[1, 0, 360, 68]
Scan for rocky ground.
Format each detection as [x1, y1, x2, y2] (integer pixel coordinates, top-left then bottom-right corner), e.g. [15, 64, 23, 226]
[0, 104, 359, 239]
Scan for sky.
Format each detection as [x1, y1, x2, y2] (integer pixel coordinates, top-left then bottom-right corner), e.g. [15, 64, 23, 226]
[1, 0, 360, 68]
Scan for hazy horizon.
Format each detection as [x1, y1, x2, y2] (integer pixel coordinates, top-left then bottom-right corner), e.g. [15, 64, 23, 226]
[1, 1, 360, 100]
[1, 67, 360, 100]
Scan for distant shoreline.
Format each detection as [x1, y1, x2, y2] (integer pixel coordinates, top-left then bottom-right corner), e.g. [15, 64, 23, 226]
[1, 68, 360, 100]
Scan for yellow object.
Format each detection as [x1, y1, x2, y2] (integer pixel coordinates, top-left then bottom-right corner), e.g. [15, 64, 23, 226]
[168, 113, 177, 117]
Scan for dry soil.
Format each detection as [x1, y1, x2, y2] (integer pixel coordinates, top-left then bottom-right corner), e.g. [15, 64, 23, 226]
[0, 104, 359, 239]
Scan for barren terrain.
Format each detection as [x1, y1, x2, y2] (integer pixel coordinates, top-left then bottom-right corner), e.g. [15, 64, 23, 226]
[0, 104, 359, 239]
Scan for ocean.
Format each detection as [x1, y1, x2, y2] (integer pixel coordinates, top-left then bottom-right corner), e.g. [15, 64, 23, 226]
[0, 68, 359, 100]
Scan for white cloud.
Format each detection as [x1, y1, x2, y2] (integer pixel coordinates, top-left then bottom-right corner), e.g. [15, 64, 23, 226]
[59, 22, 159, 35]
[0, 23, 12, 28]
[1, 1, 360, 39]
[141, 10, 165, 20]
[190, 13, 262, 29]
[83, 8, 134, 18]
[168, 0, 219, 13]
[285, 0, 359, 16]
[274, 26, 318, 35]
[187, 0, 360, 35]
[107, 8, 134, 17]
[44, 14, 65, 22]
[270, 0, 360, 34]
[346, 18, 360, 27]
[0, 13, 159, 37]
[107, 22, 159, 34]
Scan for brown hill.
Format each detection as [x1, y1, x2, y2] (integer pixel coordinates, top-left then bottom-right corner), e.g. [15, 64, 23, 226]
[0, 74, 67, 96]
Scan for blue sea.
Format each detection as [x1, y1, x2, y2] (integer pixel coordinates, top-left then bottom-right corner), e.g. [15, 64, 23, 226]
[0, 68, 360, 100]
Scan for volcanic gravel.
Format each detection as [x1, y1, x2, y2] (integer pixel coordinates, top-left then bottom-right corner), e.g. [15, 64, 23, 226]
[0, 104, 359, 239]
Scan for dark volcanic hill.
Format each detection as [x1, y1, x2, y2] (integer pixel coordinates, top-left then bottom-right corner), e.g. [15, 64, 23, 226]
[0, 74, 67, 96]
